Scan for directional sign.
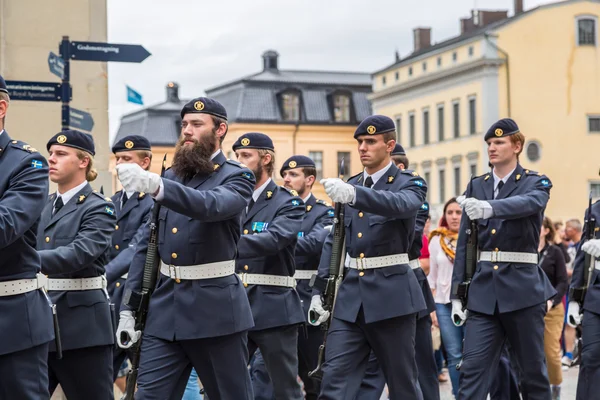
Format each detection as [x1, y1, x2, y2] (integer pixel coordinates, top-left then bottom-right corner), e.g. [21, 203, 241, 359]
[48, 52, 65, 79]
[5, 80, 62, 102]
[70, 41, 151, 63]
[69, 107, 94, 131]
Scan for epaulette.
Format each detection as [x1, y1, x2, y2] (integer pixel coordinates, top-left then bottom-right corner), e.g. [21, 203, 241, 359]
[279, 186, 299, 197]
[10, 140, 39, 154]
[315, 199, 332, 207]
[400, 169, 416, 176]
[89, 191, 110, 201]
[225, 159, 245, 169]
[347, 171, 362, 182]
[524, 169, 542, 176]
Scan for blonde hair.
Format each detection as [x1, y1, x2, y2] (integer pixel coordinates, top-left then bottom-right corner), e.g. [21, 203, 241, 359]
[510, 132, 526, 157]
[257, 149, 275, 176]
[75, 149, 98, 181]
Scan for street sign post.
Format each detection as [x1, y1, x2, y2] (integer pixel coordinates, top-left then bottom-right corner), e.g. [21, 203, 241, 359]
[48, 52, 65, 79]
[5, 80, 63, 102]
[69, 107, 94, 132]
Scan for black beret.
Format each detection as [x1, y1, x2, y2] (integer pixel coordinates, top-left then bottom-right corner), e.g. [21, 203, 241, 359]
[112, 135, 151, 153]
[0, 74, 7, 94]
[391, 144, 406, 156]
[47, 130, 95, 156]
[180, 97, 227, 120]
[280, 155, 315, 176]
[354, 115, 396, 139]
[232, 132, 274, 151]
[484, 118, 520, 141]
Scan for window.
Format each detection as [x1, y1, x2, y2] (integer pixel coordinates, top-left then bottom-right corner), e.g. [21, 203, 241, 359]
[437, 105, 444, 142]
[469, 97, 476, 135]
[439, 169, 446, 204]
[333, 94, 351, 123]
[578, 17, 597, 46]
[526, 141, 541, 163]
[423, 109, 430, 145]
[453, 102, 460, 138]
[454, 166, 461, 197]
[281, 92, 300, 121]
[395, 71, 399, 81]
[408, 66, 413, 76]
[422, 62, 427, 72]
[382, 76, 387, 85]
[588, 116, 600, 132]
[437, 57, 442, 67]
[395, 117, 402, 143]
[591, 182, 600, 199]
[468, 46, 474, 57]
[424, 171, 431, 202]
[409, 113, 415, 147]
[309, 151, 323, 180]
[337, 152, 351, 176]
[452, 52, 457, 62]
[470, 163, 477, 178]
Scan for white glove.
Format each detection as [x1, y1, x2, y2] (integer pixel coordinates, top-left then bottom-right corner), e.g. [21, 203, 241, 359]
[116, 310, 141, 349]
[582, 239, 600, 259]
[451, 299, 468, 327]
[456, 195, 467, 205]
[323, 225, 333, 232]
[463, 199, 492, 220]
[116, 163, 161, 195]
[308, 295, 330, 326]
[567, 301, 583, 327]
[320, 178, 355, 204]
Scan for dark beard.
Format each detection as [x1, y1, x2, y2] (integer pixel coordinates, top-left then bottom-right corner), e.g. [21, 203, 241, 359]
[251, 162, 263, 183]
[171, 133, 217, 181]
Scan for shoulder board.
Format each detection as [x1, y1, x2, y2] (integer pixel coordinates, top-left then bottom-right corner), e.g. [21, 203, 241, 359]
[279, 186, 299, 197]
[10, 140, 39, 154]
[315, 199, 332, 207]
[225, 159, 244, 169]
[347, 172, 362, 182]
[89, 191, 109, 201]
[524, 169, 541, 176]
[400, 169, 416, 176]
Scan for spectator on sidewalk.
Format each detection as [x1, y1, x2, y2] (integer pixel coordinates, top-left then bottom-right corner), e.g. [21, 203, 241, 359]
[562, 218, 583, 368]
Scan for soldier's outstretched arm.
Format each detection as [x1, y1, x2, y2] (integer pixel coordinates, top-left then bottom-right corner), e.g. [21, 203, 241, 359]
[486, 175, 552, 220]
[296, 207, 333, 257]
[0, 154, 49, 248]
[352, 176, 427, 218]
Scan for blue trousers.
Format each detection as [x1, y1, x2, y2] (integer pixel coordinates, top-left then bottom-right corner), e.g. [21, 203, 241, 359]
[182, 368, 202, 400]
[436, 302, 464, 397]
[576, 310, 600, 400]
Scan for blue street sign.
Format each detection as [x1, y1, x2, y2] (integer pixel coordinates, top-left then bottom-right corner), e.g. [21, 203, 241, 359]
[5, 80, 62, 102]
[126, 85, 144, 105]
[69, 107, 94, 131]
[48, 52, 65, 79]
[70, 41, 151, 63]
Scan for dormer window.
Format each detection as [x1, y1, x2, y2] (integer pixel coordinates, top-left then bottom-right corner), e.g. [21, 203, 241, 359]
[281, 92, 300, 121]
[333, 94, 351, 123]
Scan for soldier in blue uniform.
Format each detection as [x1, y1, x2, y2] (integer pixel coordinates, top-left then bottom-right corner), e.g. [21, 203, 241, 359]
[0, 75, 55, 399]
[116, 97, 255, 399]
[356, 143, 438, 400]
[309, 115, 427, 400]
[37, 130, 116, 399]
[249, 155, 334, 400]
[106, 135, 154, 385]
[233, 133, 306, 400]
[567, 195, 600, 399]
[451, 118, 555, 400]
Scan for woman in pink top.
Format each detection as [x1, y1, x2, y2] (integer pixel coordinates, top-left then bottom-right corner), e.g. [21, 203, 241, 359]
[427, 197, 463, 397]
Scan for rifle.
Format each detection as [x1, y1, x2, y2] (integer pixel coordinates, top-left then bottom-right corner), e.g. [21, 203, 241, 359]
[308, 159, 347, 381]
[121, 155, 167, 400]
[570, 193, 596, 305]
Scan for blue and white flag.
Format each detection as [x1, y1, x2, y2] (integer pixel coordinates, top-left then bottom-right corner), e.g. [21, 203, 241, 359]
[126, 85, 143, 105]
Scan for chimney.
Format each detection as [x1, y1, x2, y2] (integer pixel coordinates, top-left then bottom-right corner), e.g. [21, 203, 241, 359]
[395, 49, 400, 62]
[514, 0, 523, 15]
[478, 10, 508, 26]
[461, 17, 477, 34]
[413, 27, 432, 52]
[166, 82, 179, 103]
[262, 50, 279, 71]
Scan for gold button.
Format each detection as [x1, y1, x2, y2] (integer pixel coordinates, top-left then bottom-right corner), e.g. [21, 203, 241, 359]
[172, 252, 178, 259]
[494, 248, 499, 252]
[175, 278, 181, 284]
[358, 232, 363, 238]
[244, 282, 248, 288]
[491, 229, 497, 234]
[360, 253, 365, 258]
[115, 225, 119, 230]
[244, 265, 249, 271]
[494, 265, 499, 270]
[359, 271, 365, 277]
[115, 245, 120, 250]
[116, 282, 121, 288]
[172, 227, 178, 234]
[358, 212, 364, 218]
[244, 229, 249, 234]
[45, 237, 50, 243]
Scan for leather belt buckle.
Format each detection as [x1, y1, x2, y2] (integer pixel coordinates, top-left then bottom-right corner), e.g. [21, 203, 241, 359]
[491, 251, 500, 263]
[357, 257, 366, 271]
[239, 273, 248, 288]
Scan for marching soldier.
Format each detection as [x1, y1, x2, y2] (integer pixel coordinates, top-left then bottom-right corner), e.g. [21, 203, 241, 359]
[106, 135, 154, 385]
[250, 155, 334, 399]
[0, 75, 55, 398]
[116, 97, 256, 399]
[233, 133, 306, 400]
[567, 194, 600, 399]
[451, 118, 555, 399]
[309, 115, 427, 400]
[37, 130, 116, 398]
[355, 143, 438, 400]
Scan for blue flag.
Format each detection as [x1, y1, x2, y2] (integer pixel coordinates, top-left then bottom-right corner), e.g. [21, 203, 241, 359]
[126, 85, 143, 105]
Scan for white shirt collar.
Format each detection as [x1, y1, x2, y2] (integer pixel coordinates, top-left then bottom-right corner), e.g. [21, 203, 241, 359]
[124, 190, 136, 201]
[56, 180, 88, 207]
[302, 193, 312, 204]
[362, 161, 393, 186]
[493, 167, 516, 190]
[0, 130, 4, 137]
[253, 178, 272, 202]
[211, 149, 221, 160]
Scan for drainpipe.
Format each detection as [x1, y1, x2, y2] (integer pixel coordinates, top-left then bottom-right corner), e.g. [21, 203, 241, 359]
[484, 33, 511, 117]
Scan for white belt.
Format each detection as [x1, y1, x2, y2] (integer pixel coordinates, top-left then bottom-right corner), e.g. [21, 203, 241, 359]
[160, 260, 235, 281]
[478, 251, 538, 264]
[409, 259, 421, 270]
[47, 275, 107, 291]
[347, 253, 409, 270]
[238, 273, 297, 288]
[120, 273, 128, 279]
[0, 273, 48, 297]
[294, 270, 317, 280]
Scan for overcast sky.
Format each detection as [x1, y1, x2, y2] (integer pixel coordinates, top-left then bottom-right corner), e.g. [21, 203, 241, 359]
[107, 0, 556, 142]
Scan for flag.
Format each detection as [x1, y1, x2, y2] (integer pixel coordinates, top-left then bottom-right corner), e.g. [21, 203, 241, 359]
[126, 85, 143, 105]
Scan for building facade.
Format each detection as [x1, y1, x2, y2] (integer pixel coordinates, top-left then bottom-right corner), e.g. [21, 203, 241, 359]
[370, 0, 600, 222]
[0, 0, 110, 191]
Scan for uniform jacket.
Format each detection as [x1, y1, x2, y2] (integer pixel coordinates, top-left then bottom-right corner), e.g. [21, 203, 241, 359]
[37, 183, 116, 351]
[106, 190, 153, 313]
[411, 201, 436, 318]
[123, 151, 255, 340]
[0, 132, 54, 356]
[236, 180, 306, 331]
[571, 200, 600, 314]
[451, 164, 556, 315]
[315, 163, 428, 324]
